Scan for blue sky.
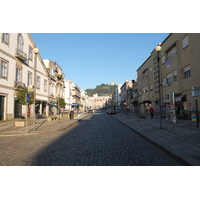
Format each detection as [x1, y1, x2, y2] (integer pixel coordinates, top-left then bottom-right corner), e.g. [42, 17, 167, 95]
[31, 33, 169, 90]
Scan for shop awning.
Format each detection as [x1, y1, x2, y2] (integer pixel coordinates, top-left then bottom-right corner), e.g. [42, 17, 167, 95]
[141, 100, 151, 104]
[175, 95, 186, 102]
[71, 103, 80, 106]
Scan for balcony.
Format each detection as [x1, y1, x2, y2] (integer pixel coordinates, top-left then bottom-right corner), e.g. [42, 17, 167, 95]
[15, 49, 27, 62]
[14, 81, 26, 89]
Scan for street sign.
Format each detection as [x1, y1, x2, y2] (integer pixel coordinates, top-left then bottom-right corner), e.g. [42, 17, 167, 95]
[192, 91, 200, 97]
[192, 86, 200, 91]
[192, 86, 200, 97]
[25, 93, 30, 103]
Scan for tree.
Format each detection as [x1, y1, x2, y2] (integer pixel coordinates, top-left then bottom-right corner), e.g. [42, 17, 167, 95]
[16, 88, 34, 105]
[56, 97, 66, 108]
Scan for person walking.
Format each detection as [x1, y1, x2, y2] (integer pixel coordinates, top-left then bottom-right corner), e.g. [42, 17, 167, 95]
[69, 109, 74, 120]
[149, 107, 154, 118]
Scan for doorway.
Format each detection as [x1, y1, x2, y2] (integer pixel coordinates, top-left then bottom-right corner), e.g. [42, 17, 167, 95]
[14, 98, 22, 118]
[0, 96, 5, 120]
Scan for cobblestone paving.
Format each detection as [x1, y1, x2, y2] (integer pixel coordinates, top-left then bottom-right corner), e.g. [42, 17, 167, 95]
[0, 112, 182, 166]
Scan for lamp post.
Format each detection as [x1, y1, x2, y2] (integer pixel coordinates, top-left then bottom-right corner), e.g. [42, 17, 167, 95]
[137, 92, 140, 122]
[33, 47, 39, 130]
[155, 44, 162, 129]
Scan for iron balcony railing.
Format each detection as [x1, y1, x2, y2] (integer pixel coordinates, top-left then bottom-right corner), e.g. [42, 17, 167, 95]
[15, 48, 27, 61]
[14, 81, 26, 89]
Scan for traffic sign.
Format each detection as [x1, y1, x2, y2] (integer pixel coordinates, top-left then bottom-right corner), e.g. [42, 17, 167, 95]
[25, 93, 30, 103]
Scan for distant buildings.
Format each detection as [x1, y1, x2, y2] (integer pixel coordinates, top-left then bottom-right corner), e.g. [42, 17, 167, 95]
[87, 94, 110, 110]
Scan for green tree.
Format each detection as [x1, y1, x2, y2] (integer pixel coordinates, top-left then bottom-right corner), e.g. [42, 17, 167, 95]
[16, 88, 34, 105]
[56, 97, 66, 108]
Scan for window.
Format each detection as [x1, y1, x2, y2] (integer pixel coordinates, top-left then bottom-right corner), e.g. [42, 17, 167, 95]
[142, 69, 147, 78]
[29, 46, 33, 60]
[0, 60, 8, 78]
[36, 76, 40, 89]
[150, 84, 153, 91]
[182, 35, 189, 49]
[44, 79, 47, 91]
[174, 70, 177, 81]
[149, 66, 152, 73]
[2, 33, 9, 44]
[166, 72, 173, 83]
[27, 72, 32, 86]
[17, 34, 23, 50]
[143, 86, 147, 93]
[162, 77, 166, 86]
[167, 46, 177, 59]
[166, 59, 170, 68]
[50, 67, 55, 76]
[165, 46, 177, 68]
[184, 65, 191, 78]
[50, 84, 53, 95]
[161, 55, 165, 64]
[16, 68, 22, 82]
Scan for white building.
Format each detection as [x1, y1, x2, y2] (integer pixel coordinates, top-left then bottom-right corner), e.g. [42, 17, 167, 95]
[0, 33, 49, 120]
[0, 33, 66, 121]
[71, 82, 81, 111]
[80, 90, 88, 111]
[43, 59, 65, 116]
[115, 84, 122, 106]
[64, 80, 72, 111]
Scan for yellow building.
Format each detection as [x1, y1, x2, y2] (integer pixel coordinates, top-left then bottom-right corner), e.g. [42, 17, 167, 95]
[136, 33, 200, 119]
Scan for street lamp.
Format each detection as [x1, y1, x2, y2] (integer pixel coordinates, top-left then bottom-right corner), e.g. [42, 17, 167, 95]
[155, 44, 162, 129]
[137, 91, 141, 122]
[33, 47, 39, 130]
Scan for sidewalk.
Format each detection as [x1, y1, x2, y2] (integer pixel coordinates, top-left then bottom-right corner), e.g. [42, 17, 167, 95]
[112, 112, 200, 166]
[0, 114, 87, 137]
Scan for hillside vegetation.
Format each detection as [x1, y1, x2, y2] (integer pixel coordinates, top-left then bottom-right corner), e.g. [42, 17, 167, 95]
[85, 84, 117, 96]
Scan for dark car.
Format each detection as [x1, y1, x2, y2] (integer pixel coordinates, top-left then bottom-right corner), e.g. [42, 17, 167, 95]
[88, 109, 93, 113]
[107, 109, 116, 114]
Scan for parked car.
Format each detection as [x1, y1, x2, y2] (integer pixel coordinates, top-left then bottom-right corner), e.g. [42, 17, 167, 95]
[107, 109, 111, 114]
[107, 109, 116, 114]
[88, 109, 93, 113]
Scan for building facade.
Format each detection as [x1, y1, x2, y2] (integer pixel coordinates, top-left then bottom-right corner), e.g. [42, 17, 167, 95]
[64, 80, 72, 111]
[111, 84, 122, 108]
[136, 33, 200, 118]
[0, 33, 49, 120]
[80, 90, 88, 112]
[120, 80, 133, 112]
[71, 82, 81, 111]
[43, 59, 65, 117]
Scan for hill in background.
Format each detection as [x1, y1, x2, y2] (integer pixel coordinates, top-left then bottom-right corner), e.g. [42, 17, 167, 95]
[85, 84, 118, 96]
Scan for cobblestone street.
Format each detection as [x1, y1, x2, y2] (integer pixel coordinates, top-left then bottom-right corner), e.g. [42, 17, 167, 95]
[0, 112, 182, 166]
